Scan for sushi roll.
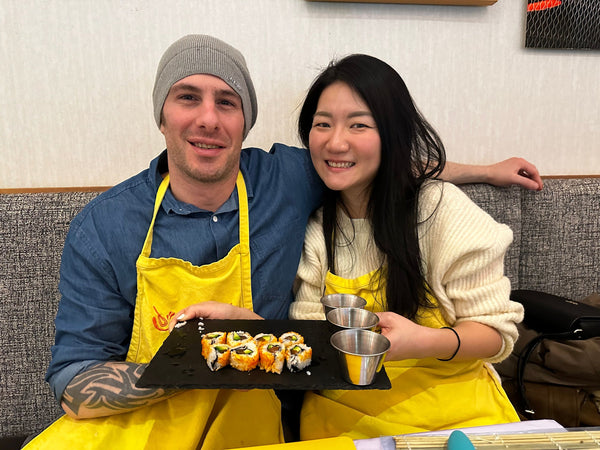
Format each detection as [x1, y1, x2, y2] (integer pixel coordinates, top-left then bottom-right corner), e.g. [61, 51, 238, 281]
[279, 331, 304, 348]
[259, 342, 286, 374]
[227, 330, 253, 347]
[286, 343, 312, 373]
[201, 331, 226, 359]
[254, 333, 277, 349]
[206, 343, 231, 372]
[230, 341, 259, 372]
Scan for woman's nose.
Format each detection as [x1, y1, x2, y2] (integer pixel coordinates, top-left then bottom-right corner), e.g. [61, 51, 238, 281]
[326, 128, 349, 153]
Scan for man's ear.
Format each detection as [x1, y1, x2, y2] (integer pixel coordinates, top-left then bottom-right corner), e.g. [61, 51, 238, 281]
[159, 112, 166, 134]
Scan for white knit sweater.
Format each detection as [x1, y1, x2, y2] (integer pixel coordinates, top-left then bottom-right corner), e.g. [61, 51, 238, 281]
[290, 181, 524, 362]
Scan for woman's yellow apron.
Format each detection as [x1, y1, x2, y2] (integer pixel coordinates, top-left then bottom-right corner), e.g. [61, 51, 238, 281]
[300, 269, 519, 441]
[26, 173, 284, 450]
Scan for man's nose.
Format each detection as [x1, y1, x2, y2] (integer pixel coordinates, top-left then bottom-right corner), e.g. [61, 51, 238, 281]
[194, 102, 219, 130]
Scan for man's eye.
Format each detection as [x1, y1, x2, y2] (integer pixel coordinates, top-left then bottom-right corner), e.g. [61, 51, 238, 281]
[218, 99, 236, 107]
[179, 94, 196, 101]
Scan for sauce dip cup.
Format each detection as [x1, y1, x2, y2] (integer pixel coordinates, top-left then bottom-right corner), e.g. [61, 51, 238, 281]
[320, 293, 367, 316]
[326, 307, 379, 332]
[330, 329, 390, 385]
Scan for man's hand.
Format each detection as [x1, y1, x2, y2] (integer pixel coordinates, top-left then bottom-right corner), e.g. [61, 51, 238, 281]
[169, 301, 263, 331]
[440, 158, 543, 191]
[485, 157, 543, 191]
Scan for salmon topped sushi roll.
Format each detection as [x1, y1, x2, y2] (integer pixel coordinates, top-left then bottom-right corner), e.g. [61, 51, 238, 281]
[259, 342, 286, 374]
[279, 331, 304, 348]
[286, 343, 312, 373]
[227, 330, 253, 347]
[206, 343, 230, 372]
[254, 333, 277, 349]
[230, 341, 259, 372]
[201, 331, 226, 359]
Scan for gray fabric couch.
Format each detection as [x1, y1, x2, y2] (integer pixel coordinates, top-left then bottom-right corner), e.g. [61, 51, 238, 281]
[1, 178, 599, 447]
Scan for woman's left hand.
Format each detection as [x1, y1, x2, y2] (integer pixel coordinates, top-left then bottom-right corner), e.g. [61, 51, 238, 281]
[376, 311, 432, 360]
[377, 312, 503, 361]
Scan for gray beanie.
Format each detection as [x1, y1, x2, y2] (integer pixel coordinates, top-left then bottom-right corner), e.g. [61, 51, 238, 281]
[152, 34, 257, 138]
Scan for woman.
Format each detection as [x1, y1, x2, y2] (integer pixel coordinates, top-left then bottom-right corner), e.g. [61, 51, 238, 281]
[290, 54, 524, 440]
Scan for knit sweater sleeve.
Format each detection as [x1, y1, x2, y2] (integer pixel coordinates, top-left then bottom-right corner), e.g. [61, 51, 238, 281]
[418, 181, 524, 363]
[290, 209, 328, 320]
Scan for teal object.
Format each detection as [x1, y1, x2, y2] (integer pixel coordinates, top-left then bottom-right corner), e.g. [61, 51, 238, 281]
[447, 430, 475, 450]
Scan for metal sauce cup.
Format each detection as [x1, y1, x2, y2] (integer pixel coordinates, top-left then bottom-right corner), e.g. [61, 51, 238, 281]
[330, 329, 390, 385]
[320, 293, 367, 316]
[326, 307, 379, 332]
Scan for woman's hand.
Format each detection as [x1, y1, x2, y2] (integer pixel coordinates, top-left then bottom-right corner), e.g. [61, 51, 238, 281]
[168, 302, 263, 331]
[376, 312, 435, 361]
[376, 312, 503, 362]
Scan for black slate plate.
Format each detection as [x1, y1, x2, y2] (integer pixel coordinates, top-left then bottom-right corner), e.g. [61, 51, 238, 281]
[137, 319, 391, 390]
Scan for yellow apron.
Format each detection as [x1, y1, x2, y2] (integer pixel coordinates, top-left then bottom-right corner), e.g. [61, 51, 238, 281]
[300, 269, 519, 441]
[26, 173, 284, 450]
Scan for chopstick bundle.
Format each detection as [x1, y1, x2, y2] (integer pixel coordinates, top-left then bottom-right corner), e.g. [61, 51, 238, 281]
[394, 429, 600, 449]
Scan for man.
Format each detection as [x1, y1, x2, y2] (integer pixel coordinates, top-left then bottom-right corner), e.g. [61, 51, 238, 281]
[26, 35, 541, 449]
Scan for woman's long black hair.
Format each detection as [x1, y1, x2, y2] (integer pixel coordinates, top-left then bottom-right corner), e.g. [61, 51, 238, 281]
[298, 54, 446, 319]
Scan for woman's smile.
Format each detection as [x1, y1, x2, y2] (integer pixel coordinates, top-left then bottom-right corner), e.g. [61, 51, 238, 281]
[326, 160, 355, 169]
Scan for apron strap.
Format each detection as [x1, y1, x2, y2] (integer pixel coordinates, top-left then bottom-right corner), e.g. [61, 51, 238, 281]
[235, 171, 253, 309]
[141, 173, 251, 257]
[139, 172, 252, 308]
[140, 174, 170, 258]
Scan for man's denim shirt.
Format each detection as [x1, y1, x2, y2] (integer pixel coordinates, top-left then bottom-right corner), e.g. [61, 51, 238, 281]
[47, 144, 323, 402]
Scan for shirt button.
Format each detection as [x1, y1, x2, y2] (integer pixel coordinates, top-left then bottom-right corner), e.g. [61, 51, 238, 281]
[212, 215, 218, 223]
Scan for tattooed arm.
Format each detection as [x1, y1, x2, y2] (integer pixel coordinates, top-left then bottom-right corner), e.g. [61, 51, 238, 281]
[61, 361, 177, 419]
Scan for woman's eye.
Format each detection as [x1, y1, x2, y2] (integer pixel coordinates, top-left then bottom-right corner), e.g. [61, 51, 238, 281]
[313, 122, 330, 128]
[351, 123, 370, 129]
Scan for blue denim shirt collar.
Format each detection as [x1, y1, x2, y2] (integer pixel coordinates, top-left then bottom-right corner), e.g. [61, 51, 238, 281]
[148, 149, 255, 216]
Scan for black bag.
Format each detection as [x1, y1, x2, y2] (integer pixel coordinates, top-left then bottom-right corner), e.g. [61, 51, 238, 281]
[509, 290, 600, 418]
[512, 289, 600, 339]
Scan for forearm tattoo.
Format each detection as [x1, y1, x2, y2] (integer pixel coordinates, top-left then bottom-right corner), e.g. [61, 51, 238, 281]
[62, 361, 172, 416]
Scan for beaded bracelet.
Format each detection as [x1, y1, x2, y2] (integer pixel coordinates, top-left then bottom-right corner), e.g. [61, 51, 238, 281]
[437, 326, 461, 361]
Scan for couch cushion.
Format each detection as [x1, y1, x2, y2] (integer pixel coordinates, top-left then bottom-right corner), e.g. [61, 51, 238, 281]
[0, 192, 100, 439]
[518, 178, 600, 301]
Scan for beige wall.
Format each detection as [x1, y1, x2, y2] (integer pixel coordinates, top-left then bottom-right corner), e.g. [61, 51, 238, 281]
[1, 0, 598, 188]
